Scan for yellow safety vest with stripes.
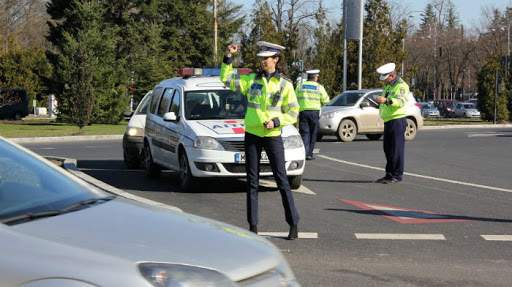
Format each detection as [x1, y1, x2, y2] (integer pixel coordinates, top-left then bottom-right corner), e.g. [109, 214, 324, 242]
[295, 81, 330, 111]
[379, 77, 410, 122]
[220, 63, 299, 137]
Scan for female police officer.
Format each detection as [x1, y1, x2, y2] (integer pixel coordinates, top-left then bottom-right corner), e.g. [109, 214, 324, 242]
[220, 42, 300, 240]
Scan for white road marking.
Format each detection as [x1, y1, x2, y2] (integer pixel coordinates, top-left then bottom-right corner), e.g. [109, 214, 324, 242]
[313, 148, 320, 154]
[467, 133, 505, 138]
[481, 235, 512, 241]
[260, 179, 316, 195]
[38, 147, 56, 150]
[318, 155, 512, 193]
[258, 232, 318, 239]
[355, 233, 446, 240]
[85, 145, 108, 148]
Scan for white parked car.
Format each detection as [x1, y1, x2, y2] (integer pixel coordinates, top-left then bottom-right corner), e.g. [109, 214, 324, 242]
[453, 102, 481, 118]
[318, 89, 423, 142]
[122, 91, 152, 168]
[144, 68, 306, 191]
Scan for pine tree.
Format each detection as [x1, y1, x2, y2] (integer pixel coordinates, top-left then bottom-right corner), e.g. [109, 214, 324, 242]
[47, 0, 125, 127]
[477, 59, 509, 122]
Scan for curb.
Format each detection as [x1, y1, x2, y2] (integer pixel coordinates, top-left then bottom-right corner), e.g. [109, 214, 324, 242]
[8, 123, 512, 143]
[421, 124, 512, 130]
[11, 134, 123, 144]
[47, 156, 182, 213]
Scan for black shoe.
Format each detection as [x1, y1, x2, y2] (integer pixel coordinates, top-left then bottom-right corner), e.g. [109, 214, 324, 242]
[287, 225, 298, 240]
[384, 178, 401, 184]
[249, 225, 258, 234]
[375, 176, 392, 184]
[306, 155, 313, 160]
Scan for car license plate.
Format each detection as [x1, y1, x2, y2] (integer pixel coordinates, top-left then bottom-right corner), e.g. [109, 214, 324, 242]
[234, 152, 269, 163]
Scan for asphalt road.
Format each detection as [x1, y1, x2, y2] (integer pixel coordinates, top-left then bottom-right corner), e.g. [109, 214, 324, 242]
[24, 127, 512, 287]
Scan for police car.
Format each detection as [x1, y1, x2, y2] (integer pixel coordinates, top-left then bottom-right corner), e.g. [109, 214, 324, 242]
[143, 68, 305, 191]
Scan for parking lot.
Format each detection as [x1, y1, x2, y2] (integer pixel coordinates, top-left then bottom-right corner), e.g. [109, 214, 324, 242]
[25, 127, 512, 287]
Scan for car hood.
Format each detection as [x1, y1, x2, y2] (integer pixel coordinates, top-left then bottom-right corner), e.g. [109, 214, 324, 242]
[187, 119, 298, 139]
[321, 105, 354, 113]
[466, 109, 479, 113]
[127, 114, 147, 130]
[11, 198, 282, 282]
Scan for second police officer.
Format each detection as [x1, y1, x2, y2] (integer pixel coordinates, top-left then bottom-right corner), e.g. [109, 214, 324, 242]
[295, 69, 330, 160]
[220, 41, 300, 240]
[375, 63, 410, 184]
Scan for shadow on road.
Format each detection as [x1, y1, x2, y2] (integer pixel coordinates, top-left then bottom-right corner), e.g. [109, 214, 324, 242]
[77, 159, 277, 194]
[304, 178, 375, 184]
[326, 208, 512, 223]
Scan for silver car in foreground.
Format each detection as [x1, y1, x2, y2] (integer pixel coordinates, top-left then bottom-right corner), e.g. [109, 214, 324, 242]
[453, 102, 481, 118]
[0, 137, 299, 287]
[319, 89, 423, 142]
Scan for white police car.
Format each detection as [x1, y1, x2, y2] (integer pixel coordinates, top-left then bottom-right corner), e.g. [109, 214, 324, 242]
[143, 68, 305, 191]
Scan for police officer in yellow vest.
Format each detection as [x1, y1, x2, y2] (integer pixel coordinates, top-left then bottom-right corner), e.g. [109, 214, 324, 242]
[220, 41, 300, 240]
[375, 63, 409, 184]
[296, 69, 330, 160]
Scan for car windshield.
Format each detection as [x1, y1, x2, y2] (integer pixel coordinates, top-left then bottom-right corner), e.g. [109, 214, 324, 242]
[0, 139, 108, 223]
[134, 92, 152, 115]
[185, 90, 246, 120]
[327, 92, 365, 107]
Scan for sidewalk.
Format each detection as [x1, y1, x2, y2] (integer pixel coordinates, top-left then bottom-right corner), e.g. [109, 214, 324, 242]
[8, 123, 512, 144]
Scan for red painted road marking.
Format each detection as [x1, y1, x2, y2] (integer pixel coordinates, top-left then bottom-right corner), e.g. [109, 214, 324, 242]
[340, 198, 466, 224]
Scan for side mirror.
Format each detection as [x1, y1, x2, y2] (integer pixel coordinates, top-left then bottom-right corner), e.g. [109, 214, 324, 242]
[360, 101, 370, 108]
[163, 112, 177, 122]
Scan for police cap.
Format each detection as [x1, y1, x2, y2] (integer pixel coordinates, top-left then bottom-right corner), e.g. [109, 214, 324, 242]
[376, 63, 396, 81]
[256, 41, 285, 57]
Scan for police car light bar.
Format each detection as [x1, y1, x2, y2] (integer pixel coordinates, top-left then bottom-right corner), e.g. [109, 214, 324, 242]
[178, 67, 252, 78]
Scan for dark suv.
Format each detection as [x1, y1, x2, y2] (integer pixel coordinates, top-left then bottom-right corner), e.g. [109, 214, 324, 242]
[0, 89, 29, 120]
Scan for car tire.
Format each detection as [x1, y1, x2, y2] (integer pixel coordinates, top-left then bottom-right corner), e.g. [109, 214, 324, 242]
[366, 134, 382, 141]
[178, 150, 197, 192]
[143, 142, 161, 178]
[288, 175, 302, 190]
[123, 149, 140, 169]
[404, 118, 417, 141]
[337, 119, 357, 142]
[14, 112, 22, 121]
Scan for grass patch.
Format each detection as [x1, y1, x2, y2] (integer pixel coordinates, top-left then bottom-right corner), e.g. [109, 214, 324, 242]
[0, 121, 127, 138]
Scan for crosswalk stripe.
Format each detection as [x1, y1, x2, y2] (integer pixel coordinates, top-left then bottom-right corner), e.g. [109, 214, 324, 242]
[355, 233, 446, 240]
[258, 232, 318, 239]
[481, 235, 512, 241]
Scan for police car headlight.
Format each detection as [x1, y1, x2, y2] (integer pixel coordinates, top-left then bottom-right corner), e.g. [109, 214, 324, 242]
[139, 263, 238, 287]
[283, 135, 303, 149]
[126, 127, 144, 137]
[194, 136, 224, 150]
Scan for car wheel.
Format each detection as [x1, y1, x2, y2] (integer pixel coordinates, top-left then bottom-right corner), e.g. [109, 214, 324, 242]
[366, 134, 382, 141]
[143, 142, 161, 178]
[179, 151, 197, 192]
[14, 112, 22, 121]
[404, 118, 417, 141]
[337, 119, 357, 142]
[288, 175, 302, 190]
[123, 148, 140, 169]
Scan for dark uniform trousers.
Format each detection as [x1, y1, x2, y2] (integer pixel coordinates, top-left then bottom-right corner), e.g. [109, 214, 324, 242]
[299, 110, 320, 157]
[383, 117, 406, 181]
[244, 132, 300, 227]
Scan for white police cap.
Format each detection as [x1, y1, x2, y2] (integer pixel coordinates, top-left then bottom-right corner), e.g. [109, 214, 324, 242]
[376, 63, 396, 80]
[306, 69, 320, 75]
[256, 41, 285, 57]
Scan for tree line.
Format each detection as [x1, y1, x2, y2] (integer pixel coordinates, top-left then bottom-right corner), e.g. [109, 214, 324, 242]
[0, 0, 510, 127]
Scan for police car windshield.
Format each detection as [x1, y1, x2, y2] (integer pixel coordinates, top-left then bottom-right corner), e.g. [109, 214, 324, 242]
[327, 91, 365, 107]
[185, 90, 246, 120]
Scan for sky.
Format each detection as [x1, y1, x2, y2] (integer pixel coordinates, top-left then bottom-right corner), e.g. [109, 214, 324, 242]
[231, 0, 511, 28]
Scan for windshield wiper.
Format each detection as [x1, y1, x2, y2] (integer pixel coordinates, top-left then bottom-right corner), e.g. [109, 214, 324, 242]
[1, 196, 116, 225]
[1, 210, 64, 225]
[61, 196, 116, 212]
